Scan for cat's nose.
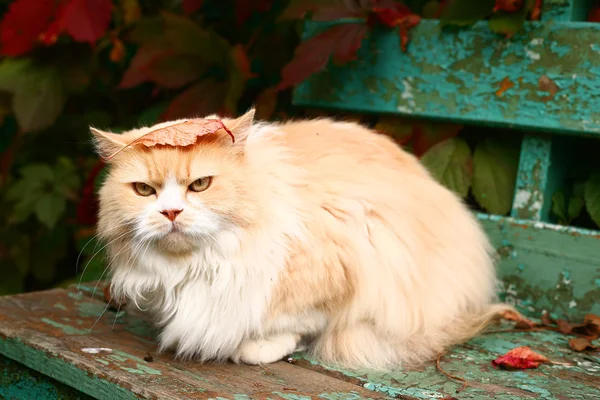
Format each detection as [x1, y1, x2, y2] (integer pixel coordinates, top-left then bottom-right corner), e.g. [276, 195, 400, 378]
[160, 209, 183, 221]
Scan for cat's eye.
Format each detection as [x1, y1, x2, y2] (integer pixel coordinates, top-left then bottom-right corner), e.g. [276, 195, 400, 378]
[133, 182, 156, 196]
[188, 177, 212, 193]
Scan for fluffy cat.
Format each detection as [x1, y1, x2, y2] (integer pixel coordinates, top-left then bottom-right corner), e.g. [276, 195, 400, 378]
[93, 109, 511, 370]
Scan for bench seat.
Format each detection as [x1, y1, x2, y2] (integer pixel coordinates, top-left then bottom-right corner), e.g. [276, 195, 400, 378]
[1, 283, 598, 399]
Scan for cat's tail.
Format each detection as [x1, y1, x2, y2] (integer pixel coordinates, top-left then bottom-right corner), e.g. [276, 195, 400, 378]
[445, 302, 522, 344]
[311, 302, 521, 371]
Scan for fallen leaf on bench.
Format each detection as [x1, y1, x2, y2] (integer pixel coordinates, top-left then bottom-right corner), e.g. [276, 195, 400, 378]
[492, 346, 549, 369]
[541, 311, 556, 325]
[583, 314, 600, 336]
[569, 338, 599, 352]
[556, 319, 574, 334]
[106, 119, 234, 160]
[500, 309, 536, 329]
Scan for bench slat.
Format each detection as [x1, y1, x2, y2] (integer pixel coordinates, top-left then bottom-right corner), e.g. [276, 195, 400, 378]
[294, 20, 600, 136]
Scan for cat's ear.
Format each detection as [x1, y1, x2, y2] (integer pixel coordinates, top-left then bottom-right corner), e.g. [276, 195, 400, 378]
[90, 127, 127, 160]
[228, 108, 255, 143]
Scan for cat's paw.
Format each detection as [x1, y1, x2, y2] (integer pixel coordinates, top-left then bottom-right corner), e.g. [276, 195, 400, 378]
[232, 333, 300, 365]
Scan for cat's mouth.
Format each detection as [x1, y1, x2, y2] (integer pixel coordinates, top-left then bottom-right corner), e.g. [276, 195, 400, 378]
[167, 223, 183, 234]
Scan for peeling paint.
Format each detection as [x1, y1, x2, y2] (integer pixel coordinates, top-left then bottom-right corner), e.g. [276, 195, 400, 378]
[81, 347, 112, 354]
[296, 20, 600, 135]
[40, 318, 88, 335]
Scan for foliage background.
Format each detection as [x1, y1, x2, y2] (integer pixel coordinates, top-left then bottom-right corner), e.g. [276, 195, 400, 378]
[0, 0, 599, 295]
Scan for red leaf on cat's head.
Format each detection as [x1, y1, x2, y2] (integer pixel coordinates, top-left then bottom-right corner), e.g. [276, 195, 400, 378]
[492, 346, 549, 369]
[106, 119, 234, 160]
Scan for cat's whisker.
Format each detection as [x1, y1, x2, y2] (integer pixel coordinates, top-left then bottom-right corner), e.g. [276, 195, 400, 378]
[91, 239, 132, 301]
[111, 302, 122, 332]
[74, 223, 124, 276]
[87, 298, 112, 333]
[78, 231, 129, 292]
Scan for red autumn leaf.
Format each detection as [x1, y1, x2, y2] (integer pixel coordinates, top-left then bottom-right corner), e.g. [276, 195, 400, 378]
[119, 46, 170, 89]
[277, 23, 367, 91]
[412, 122, 463, 157]
[141, 53, 206, 89]
[106, 119, 234, 160]
[182, 0, 204, 15]
[492, 346, 549, 369]
[109, 38, 126, 62]
[493, 0, 524, 13]
[531, 0, 542, 20]
[332, 24, 368, 64]
[370, 2, 421, 51]
[161, 79, 228, 121]
[0, 0, 56, 56]
[589, 5, 600, 22]
[231, 45, 256, 79]
[60, 0, 113, 43]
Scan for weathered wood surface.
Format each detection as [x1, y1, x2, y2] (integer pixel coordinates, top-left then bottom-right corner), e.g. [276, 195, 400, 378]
[1, 356, 91, 400]
[294, 20, 600, 136]
[1, 283, 599, 399]
[0, 286, 387, 400]
[478, 214, 600, 319]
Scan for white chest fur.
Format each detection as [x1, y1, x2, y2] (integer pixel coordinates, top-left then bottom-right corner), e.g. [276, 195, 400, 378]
[109, 231, 285, 361]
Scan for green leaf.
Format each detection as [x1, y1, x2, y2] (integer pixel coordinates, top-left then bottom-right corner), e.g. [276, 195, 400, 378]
[421, 137, 472, 198]
[35, 193, 66, 229]
[472, 137, 520, 215]
[0, 58, 32, 92]
[551, 191, 568, 224]
[567, 195, 585, 222]
[10, 196, 38, 224]
[53, 157, 80, 197]
[584, 172, 600, 228]
[13, 67, 67, 132]
[440, 0, 494, 26]
[489, 0, 535, 35]
[20, 163, 54, 183]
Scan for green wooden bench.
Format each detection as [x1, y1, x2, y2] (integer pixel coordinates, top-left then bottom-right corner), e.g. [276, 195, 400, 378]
[2, 2, 600, 399]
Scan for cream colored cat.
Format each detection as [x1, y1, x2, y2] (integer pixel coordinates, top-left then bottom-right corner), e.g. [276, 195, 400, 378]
[93, 109, 511, 370]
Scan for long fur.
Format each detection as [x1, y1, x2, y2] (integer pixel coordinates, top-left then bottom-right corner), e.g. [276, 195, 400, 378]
[94, 110, 513, 370]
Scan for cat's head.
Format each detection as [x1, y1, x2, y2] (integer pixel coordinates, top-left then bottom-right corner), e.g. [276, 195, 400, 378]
[92, 110, 259, 255]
